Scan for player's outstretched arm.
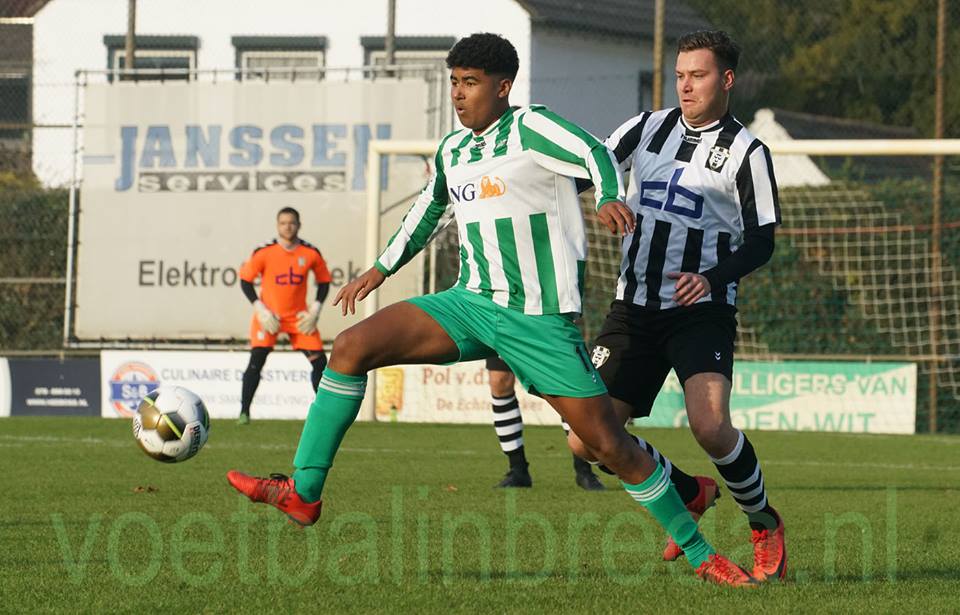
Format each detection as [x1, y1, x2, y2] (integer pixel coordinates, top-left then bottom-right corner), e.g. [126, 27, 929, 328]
[333, 267, 387, 316]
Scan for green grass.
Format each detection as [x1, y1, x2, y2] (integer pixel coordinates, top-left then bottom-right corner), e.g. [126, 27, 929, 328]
[2, 418, 958, 613]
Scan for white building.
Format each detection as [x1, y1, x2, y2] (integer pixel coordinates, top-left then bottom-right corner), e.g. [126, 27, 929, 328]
[29, 0, 708, 186]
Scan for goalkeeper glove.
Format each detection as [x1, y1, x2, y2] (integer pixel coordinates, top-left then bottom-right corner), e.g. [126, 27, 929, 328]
[296, 301, 322, 334]
[253, 300, 280, 334]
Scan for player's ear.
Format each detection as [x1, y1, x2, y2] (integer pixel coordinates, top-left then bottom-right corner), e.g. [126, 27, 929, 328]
[721, 68, 735, 91]
[496, 77, 513, 100]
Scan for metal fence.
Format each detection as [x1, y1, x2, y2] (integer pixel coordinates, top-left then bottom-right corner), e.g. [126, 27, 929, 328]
[1, 1, 958, 432]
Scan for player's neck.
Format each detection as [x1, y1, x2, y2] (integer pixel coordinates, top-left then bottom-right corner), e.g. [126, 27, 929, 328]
[682, 107, 729, 130]
[278, 237, 299, 250]
[471, 102, 511, 135]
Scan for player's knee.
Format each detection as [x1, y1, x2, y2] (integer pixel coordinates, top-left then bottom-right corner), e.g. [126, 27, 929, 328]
[689, 412, 732, 451]
[244, 347, 270, 376]
[579, 430, 626, 468]
[331, 327, 372, 371]
[566, 432, 595, 461]
[488, 370, 515, 397]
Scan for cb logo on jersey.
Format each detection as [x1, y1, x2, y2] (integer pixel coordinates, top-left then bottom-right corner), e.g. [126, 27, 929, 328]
[276, 266, 304, 285]
[640, 168, 704, 219]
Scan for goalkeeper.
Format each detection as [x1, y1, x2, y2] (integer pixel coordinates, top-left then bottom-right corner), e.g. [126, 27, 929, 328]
[237, 207, 332, 424]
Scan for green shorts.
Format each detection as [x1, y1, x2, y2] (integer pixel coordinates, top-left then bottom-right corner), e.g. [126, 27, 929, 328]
[406, 287, 606, 398]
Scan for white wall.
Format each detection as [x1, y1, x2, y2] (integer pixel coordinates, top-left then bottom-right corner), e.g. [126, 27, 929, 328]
[529, 27, 679, 138]
[32, 0, 531, 186]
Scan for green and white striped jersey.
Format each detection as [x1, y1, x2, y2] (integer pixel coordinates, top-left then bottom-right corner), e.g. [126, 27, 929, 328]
[375, 105, 624, 315]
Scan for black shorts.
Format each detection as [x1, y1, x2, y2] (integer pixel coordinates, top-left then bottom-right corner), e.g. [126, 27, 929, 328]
[591, 301, 737, 418]
[485, 355, 511, 372]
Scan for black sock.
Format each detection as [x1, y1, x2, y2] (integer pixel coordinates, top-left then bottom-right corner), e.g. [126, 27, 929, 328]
[506, 446, 528, 470]
[492, 393, 525, 464]
[572, 454, 593, 474]
[241, 347, 271, 417]
[305, 351, 327, 392]
[711, 430, 777, 530]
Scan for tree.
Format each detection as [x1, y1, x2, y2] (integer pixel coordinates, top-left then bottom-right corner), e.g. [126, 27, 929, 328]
[685, 0, 960, 136]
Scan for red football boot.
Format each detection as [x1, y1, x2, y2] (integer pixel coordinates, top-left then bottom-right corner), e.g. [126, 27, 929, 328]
[695, 554, 759, 587]
[227, 471, 323, 526]
[663, 475, 721, 561]
[751, 511, 787, 581]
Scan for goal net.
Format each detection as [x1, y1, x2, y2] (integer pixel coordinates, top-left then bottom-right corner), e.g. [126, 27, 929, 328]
[369, 140, 960, 433]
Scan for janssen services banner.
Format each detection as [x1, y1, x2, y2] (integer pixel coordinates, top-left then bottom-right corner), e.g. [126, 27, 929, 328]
[374, 360, 918, 434]
[77, 79, 432, 341]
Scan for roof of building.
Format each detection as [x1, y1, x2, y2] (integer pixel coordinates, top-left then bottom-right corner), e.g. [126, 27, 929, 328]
[749, 108, 928, 185]
[0, 0, 50, 17]
[516, 0, 711, 40]
[762, 108, 919, 140]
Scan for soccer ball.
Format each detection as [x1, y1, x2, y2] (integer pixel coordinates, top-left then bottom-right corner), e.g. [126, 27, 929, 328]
[132, 385, 210, 463]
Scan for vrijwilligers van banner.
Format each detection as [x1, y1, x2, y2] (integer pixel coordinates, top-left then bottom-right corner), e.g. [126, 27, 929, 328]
[374, 361, 917, 434]
[77, 79, 432, 341]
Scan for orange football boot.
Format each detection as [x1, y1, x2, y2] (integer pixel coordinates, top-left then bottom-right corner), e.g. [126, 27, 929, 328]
[227, 471, 323, 526]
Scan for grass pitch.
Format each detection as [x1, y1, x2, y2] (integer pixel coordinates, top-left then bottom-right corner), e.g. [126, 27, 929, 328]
[1, 417, 958, 613]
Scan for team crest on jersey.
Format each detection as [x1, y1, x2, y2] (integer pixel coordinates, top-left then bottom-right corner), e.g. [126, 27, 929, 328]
[298, 257, 305, 267]
[591, 346, 611, 368]
[707, 145, 731, 171]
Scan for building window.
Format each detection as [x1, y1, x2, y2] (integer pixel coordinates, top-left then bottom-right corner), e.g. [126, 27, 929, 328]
[0, 20, 32, 143]
[0, 71, 29, 141]
[232, 37, 326, 81]
[104, 35, 199, 82]
[361, 36, 453, 76]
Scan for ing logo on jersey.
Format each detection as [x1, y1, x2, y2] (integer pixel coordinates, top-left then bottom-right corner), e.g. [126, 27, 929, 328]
[449, 176, 507, 203]
[479, 176, 506, 199]
[109, 361, 160, 417]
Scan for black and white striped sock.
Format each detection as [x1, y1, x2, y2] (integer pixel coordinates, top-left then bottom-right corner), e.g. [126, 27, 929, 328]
[711, 430, 777, 529]
[563, 423, 699, 503]
[492, 393, 526, 468]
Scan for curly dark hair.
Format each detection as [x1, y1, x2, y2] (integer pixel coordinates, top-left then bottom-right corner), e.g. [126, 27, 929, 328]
[446, 33, 519, 79]
[677, 30, 741, 73]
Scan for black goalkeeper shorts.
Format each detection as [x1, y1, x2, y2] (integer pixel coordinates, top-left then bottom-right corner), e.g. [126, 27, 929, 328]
[591, 301, 737, 418]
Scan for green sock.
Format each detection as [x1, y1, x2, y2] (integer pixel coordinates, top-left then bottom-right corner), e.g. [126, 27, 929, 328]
[291, 368, 366, 502]
[622, 463, 715, 569]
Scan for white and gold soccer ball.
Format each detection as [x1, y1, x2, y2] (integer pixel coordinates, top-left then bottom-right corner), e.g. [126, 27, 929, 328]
[132, 385, 210, 463]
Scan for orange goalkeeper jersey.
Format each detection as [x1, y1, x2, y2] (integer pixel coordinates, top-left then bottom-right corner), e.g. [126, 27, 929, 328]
[239, 240, 332, 318]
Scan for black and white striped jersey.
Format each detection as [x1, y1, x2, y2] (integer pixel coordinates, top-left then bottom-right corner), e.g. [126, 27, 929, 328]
[606, 107, 781, 309]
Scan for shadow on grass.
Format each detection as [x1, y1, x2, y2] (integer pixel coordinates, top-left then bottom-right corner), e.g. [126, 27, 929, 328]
[778, 485, 958, 492]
